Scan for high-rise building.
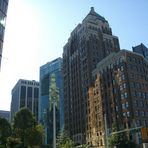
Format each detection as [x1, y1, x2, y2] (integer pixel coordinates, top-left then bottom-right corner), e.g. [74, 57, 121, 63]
[39, 57, 64, 146]
[0, 0, 9, 68]
[63, 7, 120, 144]
[87, 50, 148, 147]
[10, 79, 39, 122]
[0, 110, 10, 121]
[132, 43, 148, 61]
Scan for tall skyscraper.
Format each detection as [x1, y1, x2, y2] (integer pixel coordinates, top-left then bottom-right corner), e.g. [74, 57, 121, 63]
[132, 43, 148, 61]
[87, 50, 148, 146]
[63, 7, 120, 144]
[39, 57, 64, 146]
[10, 79, 39, 122]
[0, 0, 9, 68]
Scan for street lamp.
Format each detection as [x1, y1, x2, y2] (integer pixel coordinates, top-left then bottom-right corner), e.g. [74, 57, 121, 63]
[49, 73, 59, 148]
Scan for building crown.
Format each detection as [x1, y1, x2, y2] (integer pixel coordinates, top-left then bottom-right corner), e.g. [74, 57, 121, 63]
[87, 7, 107, 22]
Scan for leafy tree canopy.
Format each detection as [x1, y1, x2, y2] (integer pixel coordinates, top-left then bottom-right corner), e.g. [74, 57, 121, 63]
[57, 129, 74, 148]
[13, 108, 36, 130]
[6, 137, 21, 148]
[28, 124, 44, 146]
[0, 117, 11, 146]
[13, 108, 37, 148]
[108, 123, 136, 148]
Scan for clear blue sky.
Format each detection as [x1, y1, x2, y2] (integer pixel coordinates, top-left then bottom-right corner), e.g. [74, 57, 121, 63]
[0, 0, 148, 110]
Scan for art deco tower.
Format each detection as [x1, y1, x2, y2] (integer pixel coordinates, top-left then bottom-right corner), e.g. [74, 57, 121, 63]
[0, 0, 9, 68]
[63, 7, 120, 144]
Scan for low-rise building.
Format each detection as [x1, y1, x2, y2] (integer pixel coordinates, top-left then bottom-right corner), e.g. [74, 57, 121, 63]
[0, 110, 10, 121]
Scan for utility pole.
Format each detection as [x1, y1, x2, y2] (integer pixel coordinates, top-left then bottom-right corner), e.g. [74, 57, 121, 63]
[49, 73, 59, 148]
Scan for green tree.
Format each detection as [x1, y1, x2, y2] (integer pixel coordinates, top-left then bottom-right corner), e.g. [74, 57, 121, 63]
[6, 137, 21, 148]
[13, 108, 36, 147]
[0, 117, 12, 147]
[28, 124, 44, 147]
[13, 108, 44, 147]
[109, 132, 128, 148]
[57, 129, 74, 148]
[108, 123, 136, 148]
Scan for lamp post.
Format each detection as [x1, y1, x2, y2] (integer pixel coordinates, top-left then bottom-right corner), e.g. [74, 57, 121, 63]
[49, 73, 59, 148]
[53, 99, 56, 148]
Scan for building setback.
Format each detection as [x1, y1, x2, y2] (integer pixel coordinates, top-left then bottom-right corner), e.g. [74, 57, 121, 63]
[10, 79, 39, 122]
[63, 7, 120, 144]
[132, 43, 148, 61]
[39, 57, 64, 146]
[87, 50, 148, 147]
[0, 0, 9, 68]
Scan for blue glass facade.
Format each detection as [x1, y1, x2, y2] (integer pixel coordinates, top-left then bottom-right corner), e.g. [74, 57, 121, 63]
[39, 58, 64, 146]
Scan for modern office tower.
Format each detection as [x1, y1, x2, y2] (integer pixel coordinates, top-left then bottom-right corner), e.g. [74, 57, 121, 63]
[132, 43, 148, 61]
[87, 50, 148, 147]
[63, 7, 120, 144]
[0, 110, 10, 121]
[0, 0, 9, 68]
[39, 57, 63, 146]
[10, 79, 39, 122]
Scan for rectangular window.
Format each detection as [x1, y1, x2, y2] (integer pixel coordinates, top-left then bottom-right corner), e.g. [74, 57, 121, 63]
[120, 66, 124, 71]
[123, 112, 126, 117]
[122, 104, 125, 109]
[121, 74, 125, 80]
[20, 86, 26, 108]
[121, 94, 124, 99]
[134, 100, 138, 107]
[127, 111, 130, 117]
[126, 102, 129, 108]
[34, 87, 39, 98]
[136, 120, 141, 126]
[124, 92, 128, 98]
[130, 73, 134, 78]
[120, 85, 123, 91]
[143, 93, 146, 99]
[140, 101, 144, 107]
[141, 111, 145, 116]
[123, 83, 127, 89]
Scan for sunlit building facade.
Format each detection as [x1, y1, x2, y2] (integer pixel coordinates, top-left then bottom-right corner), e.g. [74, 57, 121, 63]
[39, 57, 64, 147]
[10, 79, 39, 122]
[87, 50, 148, 147]
[0, 0, 9, 68]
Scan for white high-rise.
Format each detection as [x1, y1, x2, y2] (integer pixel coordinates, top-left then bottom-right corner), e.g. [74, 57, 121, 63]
[10, 79, 39, 122]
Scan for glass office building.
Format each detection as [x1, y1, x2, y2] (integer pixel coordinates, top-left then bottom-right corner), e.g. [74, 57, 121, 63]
[39, 57, 64, 146]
